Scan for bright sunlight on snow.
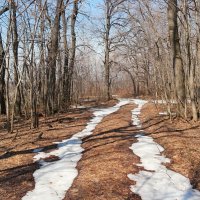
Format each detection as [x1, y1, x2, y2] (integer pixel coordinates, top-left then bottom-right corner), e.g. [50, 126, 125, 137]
[128, 99, 200, 200]
[22, 99, 130, 200]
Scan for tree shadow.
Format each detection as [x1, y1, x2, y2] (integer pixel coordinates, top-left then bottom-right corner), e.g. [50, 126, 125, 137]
[190, 161, 200, 190]
[0, 143, 58, 159]
[0, 162, 39, 181]
[1, 111, 200, 199]
[0, 162, 39, 200]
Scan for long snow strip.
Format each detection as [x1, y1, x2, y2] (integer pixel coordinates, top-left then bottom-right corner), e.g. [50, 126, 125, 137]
[128, 99, 200, 200]
[22, 99, 130, 200]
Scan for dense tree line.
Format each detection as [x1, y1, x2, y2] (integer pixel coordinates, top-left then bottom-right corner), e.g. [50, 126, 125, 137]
[0, 0, 199, 133]
[0, 0, 83, 132]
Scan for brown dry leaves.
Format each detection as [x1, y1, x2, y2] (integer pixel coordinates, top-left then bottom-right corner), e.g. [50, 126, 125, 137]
[65, 104, 141, 200]
[0, 109, 92, 200]
[140, 102, 200, 190]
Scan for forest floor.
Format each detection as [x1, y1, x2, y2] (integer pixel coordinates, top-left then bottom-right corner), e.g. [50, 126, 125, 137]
[0, 98, 200, 200]
[140, 102, 200, 191]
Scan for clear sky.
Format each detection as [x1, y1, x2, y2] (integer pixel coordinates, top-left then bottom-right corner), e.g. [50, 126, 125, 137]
[0, 0, 106, 67]
[0, 0, 104, 42]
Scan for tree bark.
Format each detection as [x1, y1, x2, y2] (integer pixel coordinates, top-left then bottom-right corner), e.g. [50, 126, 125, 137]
[168, 0, 186, 116]
[62, 7, 69, 107]
[104, 0, 111, 100]
[65, 0, 79, 106]
[0, 33, 6, 114]
[0, 6, 9, 115]
[11, 0, 22, 116]
[46, 0, 63, 114]
[183, 1, 198, 121]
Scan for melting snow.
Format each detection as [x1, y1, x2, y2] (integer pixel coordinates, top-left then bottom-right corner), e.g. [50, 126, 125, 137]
[159, 112, 168, 115]
[71, 105, 87, 109]
[159, 112, 176, 116]
[152, 99, 177, 104]
[128, 99, 200, 200]
[22, 99, 131, 200]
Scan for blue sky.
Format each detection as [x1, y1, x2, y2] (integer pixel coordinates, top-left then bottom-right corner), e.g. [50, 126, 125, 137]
[0, 0, 104, 41]
[0, 0, 106, 64]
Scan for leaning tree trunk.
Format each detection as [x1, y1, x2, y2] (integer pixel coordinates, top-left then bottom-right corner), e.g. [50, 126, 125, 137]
[168, 0, 186, 116]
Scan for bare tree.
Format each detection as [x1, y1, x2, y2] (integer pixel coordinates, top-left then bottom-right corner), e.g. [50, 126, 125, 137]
[0, 4, 9, 115]
[0, 32, 6, 115]
[65, 0, 79, 106]
[10, 0, 22, 116]
[45, 0, 64, 114]
[102, 0, 126, 100]
[168, 0, 186, 116]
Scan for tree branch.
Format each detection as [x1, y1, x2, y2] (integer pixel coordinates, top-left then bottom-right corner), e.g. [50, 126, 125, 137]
[0, 5, 9, 16]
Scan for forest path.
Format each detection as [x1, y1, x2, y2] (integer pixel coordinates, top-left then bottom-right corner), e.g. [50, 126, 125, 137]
[2, 99, 200, 200]
[22, 99, 139, 200]
[128, 100, 200, 200]
[65, 99, 200, 200]
[64, 102, 141, 200]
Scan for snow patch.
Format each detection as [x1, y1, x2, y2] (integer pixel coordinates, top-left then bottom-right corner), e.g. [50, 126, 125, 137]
[152, 99, 177, 104]
[159, 112, 176, 116]
[131, 99, 147, 128]
[128, 99, 200, 200]
[22, 99, 130, 200]
[71, 105, 87, 109]
[159, 112, 168, 115]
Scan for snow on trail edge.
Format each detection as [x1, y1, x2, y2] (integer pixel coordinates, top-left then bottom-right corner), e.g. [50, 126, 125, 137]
[128, 99, 200, 200]
[22, 99, 130, 200]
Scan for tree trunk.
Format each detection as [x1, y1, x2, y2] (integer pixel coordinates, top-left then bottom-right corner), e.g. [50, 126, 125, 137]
[11, 0, 22, 116]
[104, 1, 111, 100]
[0, 33, 6, 114]
[168, 0, 186, 116]
[183, 1, 198, 121]
[46, 0, 63, 114]
[62, 7, 69, 107]
[66, 0, 79, 106]
[38, 1, 45, 111]
[0, 4, 9, 115]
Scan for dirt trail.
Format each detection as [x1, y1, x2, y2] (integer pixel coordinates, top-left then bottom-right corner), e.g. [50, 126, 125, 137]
[64, 104, 141, 200]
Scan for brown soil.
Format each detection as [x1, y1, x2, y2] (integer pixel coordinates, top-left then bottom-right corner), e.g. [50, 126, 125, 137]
[65, 104, 141, 200]
[140, 102, 200, 190]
